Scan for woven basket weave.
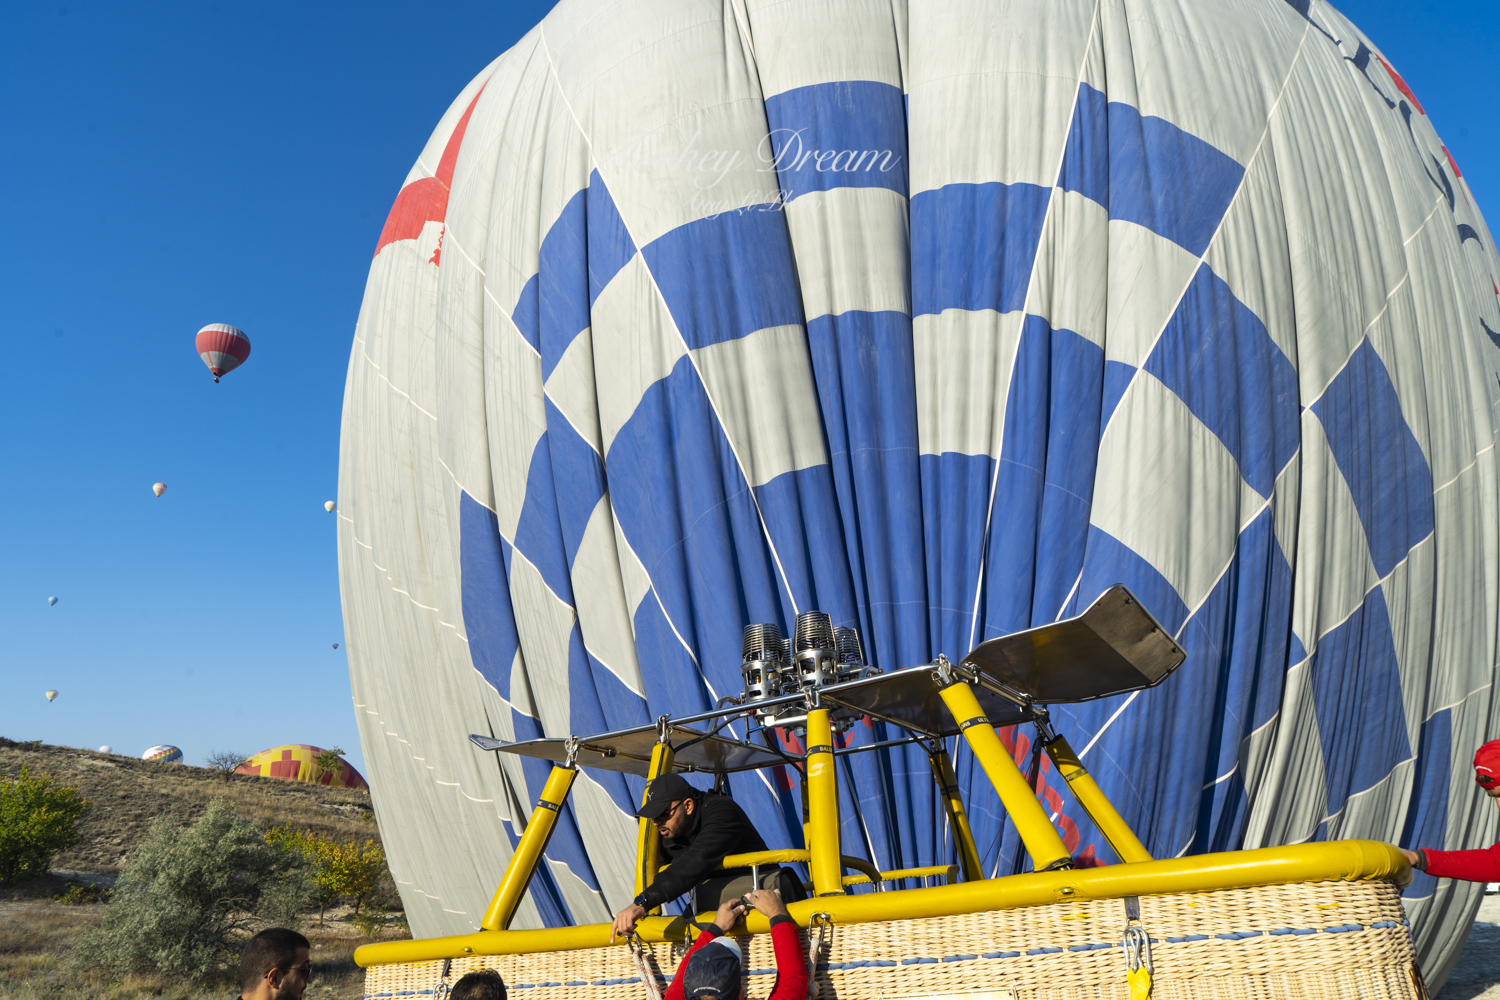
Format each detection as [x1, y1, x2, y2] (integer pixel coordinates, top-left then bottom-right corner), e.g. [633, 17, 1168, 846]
[362, 879, 1423, 1000]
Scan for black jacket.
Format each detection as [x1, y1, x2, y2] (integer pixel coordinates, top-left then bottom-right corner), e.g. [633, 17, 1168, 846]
[638, 792, 767, 909]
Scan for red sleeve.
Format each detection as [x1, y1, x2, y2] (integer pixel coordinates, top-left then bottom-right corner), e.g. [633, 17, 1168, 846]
[664, 930, 719, 1000]
[1423, 842, 1500, 882]
[766, 919, 809, 1000]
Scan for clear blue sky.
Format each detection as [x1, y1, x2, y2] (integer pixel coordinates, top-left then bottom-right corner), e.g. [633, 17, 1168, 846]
[2, 1, 1496, 778]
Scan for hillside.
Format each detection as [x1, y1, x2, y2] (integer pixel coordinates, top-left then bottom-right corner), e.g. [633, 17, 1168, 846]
[0, 738, 378, 874]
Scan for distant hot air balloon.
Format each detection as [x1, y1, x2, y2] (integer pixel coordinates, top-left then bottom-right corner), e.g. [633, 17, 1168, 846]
[45, 690, 57, 702]
[235, 744, 368, 790]
[195, 323, 251, 382]
[142, 744, 183, 764]
[332, 643, 339, 649]
[98, 745, 113, 754]
[152, 482, 166, 497]
[325, 500, 337, 512]
[47, 596, 57, 606]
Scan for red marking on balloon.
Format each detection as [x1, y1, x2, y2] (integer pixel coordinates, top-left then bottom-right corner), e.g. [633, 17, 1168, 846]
[1442, 145, 1464, 178]
[374, 82, 488, 259]
[1377, 56, 1424, 115]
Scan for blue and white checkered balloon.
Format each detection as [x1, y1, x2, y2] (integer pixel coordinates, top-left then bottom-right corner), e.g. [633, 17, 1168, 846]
[338, 0, 1500, 981]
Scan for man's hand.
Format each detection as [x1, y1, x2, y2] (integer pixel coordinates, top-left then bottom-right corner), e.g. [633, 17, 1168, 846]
[612, 903, 647, 940]
[1401, 849, 1420, 866]
[744, 888, 788, 919]
[713, 896, 747, 933]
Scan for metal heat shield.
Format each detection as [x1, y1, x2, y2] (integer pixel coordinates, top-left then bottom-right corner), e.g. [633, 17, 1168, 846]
[958, 585, 1186, 704]
[468, 726, 796, 776]
[820, 667, 1036, 737]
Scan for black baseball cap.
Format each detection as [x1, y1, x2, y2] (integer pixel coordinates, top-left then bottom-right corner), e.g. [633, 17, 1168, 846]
[636, 773, 698, 820]
[682, 938, 742, 1000]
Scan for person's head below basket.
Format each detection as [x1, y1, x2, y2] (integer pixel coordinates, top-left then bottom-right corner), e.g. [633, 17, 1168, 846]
[664, 889, 807, 1000]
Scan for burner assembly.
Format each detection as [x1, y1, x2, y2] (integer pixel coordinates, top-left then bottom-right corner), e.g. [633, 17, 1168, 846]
[735, 613, 880, 736]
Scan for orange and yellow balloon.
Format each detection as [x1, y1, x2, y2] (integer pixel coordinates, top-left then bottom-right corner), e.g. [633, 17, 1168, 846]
[235, 744, 369, 791]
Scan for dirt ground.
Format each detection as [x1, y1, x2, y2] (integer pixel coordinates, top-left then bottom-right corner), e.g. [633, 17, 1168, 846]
[1440, 894, 1500, 999]
[0, 739, 377, 873]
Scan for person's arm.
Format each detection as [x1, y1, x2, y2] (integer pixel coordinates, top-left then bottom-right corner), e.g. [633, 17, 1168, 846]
[1414, 842, 1500, 882]
[639, 800, 749, 909]
[743, 889, 808, 1000]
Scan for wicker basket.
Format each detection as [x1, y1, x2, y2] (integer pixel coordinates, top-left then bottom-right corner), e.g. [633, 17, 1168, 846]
[362, 879, 1424, 1000]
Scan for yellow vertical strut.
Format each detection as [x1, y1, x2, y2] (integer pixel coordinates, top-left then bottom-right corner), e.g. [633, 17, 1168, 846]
[481, 764, 578, 931]
[937, 680, 1071, 872]
[804, 708, 844, 896]
[1042, 733, 1153, 864]
[634, 740, 677, 904]
[928, 747, 984, 882]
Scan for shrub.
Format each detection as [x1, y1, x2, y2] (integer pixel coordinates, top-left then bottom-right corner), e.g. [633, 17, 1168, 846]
[77, 799, 310, 979]
[0, 765, 91, 885]
[55, 880, 111, 904]
[265, 827, 387, 924]
[312, 746, 346, 783]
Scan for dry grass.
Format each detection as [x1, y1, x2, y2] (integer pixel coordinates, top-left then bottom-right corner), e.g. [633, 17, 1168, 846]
[0, 739, 410, 998]
[0, 740, 377, 874]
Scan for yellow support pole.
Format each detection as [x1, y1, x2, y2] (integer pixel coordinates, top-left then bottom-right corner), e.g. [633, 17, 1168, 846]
[805, 708, 843, 896]
[928, 747, 984, 882]
[1043, 733, 1153, 864]
[937, 680, 1071, 872]
[634, 741, 677, 901]
[480, 764, 578, 931]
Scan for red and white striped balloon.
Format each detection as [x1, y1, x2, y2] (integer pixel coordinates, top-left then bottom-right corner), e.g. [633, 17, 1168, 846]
[195, 323, 251, 382]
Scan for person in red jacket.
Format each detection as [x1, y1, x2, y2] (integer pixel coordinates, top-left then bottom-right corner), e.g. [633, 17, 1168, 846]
[664, 888, 807, 1000]
[1403, 739, 1500, 881]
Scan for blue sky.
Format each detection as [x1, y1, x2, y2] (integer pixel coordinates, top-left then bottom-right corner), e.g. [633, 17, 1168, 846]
[2, 1, 1496, 778]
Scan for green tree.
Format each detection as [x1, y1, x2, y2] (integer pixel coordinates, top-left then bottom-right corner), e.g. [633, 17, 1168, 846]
[0, 765, 91, 885]
[264, 827, 387, 923]
[312, 746, 346, 783]
[78, 799, 309, 979]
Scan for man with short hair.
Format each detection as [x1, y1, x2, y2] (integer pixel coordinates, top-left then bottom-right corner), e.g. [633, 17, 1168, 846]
[611, 774, 803, 939]
[451, 968, 508, 1000]
[664, 888, 806, 1000]
[1404, 739, 1500, 882]
[237, 927, 311, 1000]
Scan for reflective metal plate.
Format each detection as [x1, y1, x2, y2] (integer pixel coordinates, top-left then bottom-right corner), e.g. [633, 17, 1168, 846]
[820, 668, 1035, 737]
[468, 727, 796, 775]
[959, 585, 1185, 704]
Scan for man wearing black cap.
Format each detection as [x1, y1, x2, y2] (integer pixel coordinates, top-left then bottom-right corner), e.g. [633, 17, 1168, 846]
[664, 889, 807, 1000]
[611, 773, 803, 938]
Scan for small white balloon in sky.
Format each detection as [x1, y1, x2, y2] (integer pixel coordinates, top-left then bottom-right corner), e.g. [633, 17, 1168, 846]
[45, 690, 58, 702]
[325, 500, 336, 512]
[48, 596, 57, 606]
[152, 482, 166, 497]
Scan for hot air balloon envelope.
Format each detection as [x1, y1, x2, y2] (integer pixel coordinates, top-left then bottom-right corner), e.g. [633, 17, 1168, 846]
[339, 0, 1500, 984]
[47, 596, 57, 606]
[98, 745, 113, 754]
[152, 483, 166, 497]
[235, 744, 368, 790]
[44, 690, 57, 702]
[332, 643, 339, 649]
[195, 323, 251, 382]
[325, 500, 337, 512]
[142, 744, 183, 764]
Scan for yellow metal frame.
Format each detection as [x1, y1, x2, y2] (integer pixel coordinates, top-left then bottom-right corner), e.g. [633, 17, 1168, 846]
[357, 840, 1409, 965]
[634, 740, 676, 904]
[937, 679, 1071, 871]
[359, 676, 1409, 969]
[1043, 733, 1153, 864]
[480, 764, 577, 931]
[928, 747, 983, 881]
